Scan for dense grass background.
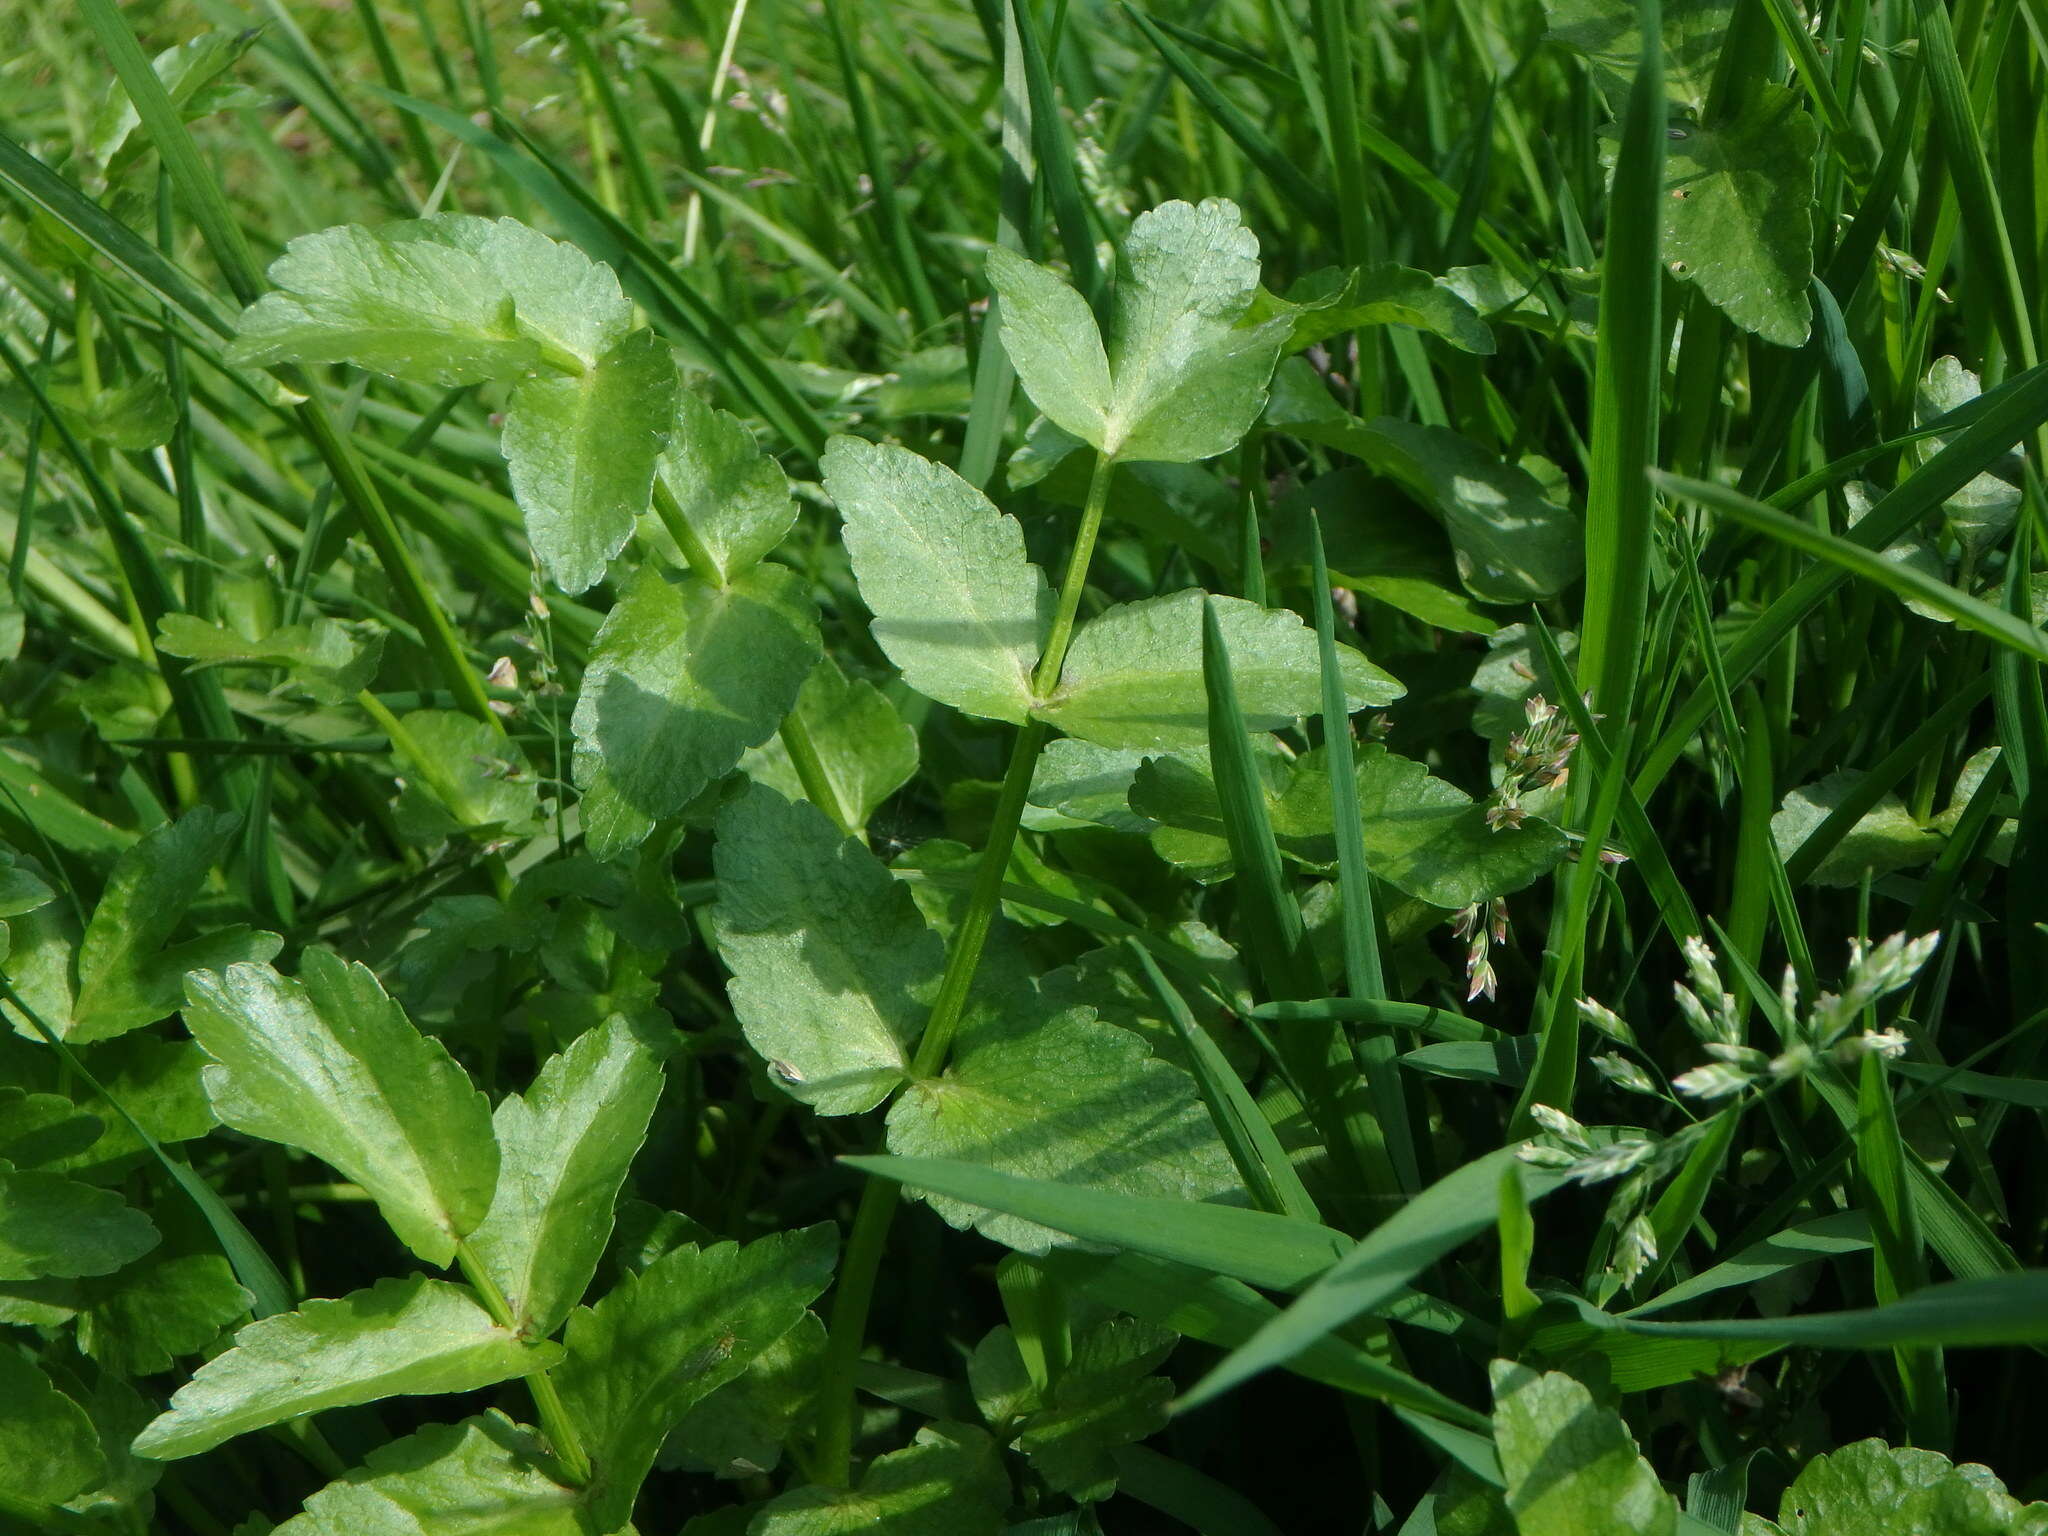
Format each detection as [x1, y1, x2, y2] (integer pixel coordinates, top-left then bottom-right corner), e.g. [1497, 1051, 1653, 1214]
[4, 0, 2048, 1527]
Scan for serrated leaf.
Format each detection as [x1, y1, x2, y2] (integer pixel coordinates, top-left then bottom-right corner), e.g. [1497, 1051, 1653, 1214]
[229, 215, 631, 385]
[572, 563, 821, 860]
[77, 1252, 251, 1375]
[751, 1422, 1008, 1536]
[989, 199, 1285, 464]
[554, 1224, 837, 1531]
[1107, 198, 1289, 464]
[658, 388, 799, 585]
[0, 1345, 105, 1509]
[665, 1312, 824, 1479]
[1256, 264, 1494, 355]
[390, 709, 541, 842]
[504, 327, 677, 593]
[1544, 0, 1733, 114]
[712, 784, 940, 1114]
[1344, 745, 1569, 907]
[988, 244, 1113, 451]
[884, 978, 1239, 1254]
[1026, 739, 1159, 836]
[738, 657, 920, 834]
[182, 950, 499, 1267]
[133, 1276, 562, 1460]
[273, 1413, 584, 1536]
[0, 1165, 158, 1281]
[1916, 357, 2025, 557]
[72, 808, 281, 1043]
[156, 614, 385, 704]
[1659, 87, 1817, 348]
[468, 1017, 663, 1338]
[1490, 1361, 1678, 1536]
[1762, 1438, 2048, 1534]
[1034, 589, 1402, 751]
[824, 435, 1049, 723]
[229, 223, 547, 384]
[1016, 1318, 1176, 1502]
[0, 1089, 103, 1169]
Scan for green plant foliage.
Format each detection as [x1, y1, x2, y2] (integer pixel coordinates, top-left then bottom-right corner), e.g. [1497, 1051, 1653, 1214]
[7, 2, 2048, 1527]
[182, 951, 499, 1267]
[133, 1276, 564, 1459]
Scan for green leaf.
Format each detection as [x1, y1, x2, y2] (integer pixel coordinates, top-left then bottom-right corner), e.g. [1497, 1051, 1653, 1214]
[0, 1165, 158, 1280]
[572, 563, 821, 859]
[883, 978, 1240, 1254]
[657, 387, 799, 585]
[1580, 1272, 2048, 1350]
[77, 1252, 251, 1374]
[228, 223, 545, 384]
[1026, 740, 1159, 835]
[155, 614, 385, 704]
[272, 1414, 584, 1536]
[1915, 357, 2025, 558]
[988, 243, 1113, 450]
[90, 27, 260, 169]
[182, 950, 499, 1267]
[554, 1224, 837, 1531]
[503, 327, 677, 594]
[665, 1312, 824, 1479]
[50, 372, 179, 450]
[467, 1016, 665, 1338]
[389, 709, 542, 842]
[1760, 1439, 2048, 1534]
[404, 214, 635, 371]
[1256, 264, 1494, 356]
[1106, 198, 1289, 464]
[1035, 590, 1402, 750]
[988, 199, 1286, 464]
[1015, 1318, 1176, 1502]
[1544, 0, 1732, 114]
[133, 1276, 562, 1461]
[0, 1344, 105, 1509]
[72, 807, 281, 1043]
[1659, 86, 1817, 348]
[740, 657, 920, 834]
[1346, 745, 1569, 907]
[712, 784, 941, 1115]
[752, 1422, 1008, 1536]
[1771, 772, 1942, 886]
[823, 435, 1049, 724]
[1490, 1361, 1678, 1536]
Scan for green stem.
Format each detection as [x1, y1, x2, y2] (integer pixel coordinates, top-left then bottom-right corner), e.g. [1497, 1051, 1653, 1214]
[812, 453, 1117, 1485]
[455, 1242, 593, 1486]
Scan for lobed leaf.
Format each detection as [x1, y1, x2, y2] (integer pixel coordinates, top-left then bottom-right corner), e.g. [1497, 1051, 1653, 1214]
[272, 1414, 584, 1536]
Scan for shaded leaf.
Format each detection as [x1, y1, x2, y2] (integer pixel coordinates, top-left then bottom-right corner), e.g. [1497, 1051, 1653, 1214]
[156, 614, 385, 704]
[1256, 264, 1493, 355]
[555, 1224, 838, 1532]
[572, 564, 821, 859]
[0, 1165, 158, 1281]
[1036, 590, 1402, 750]
[739, 657, 920, 834]
[657, 387, 799, 585]
[0, 1344, 105, 1509]
[752, 1422, 1008, 1536]
[713, 785, 940, 1115]
[272, 1413, 584, 1536]
[1491, 1361, 1678, 1536]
